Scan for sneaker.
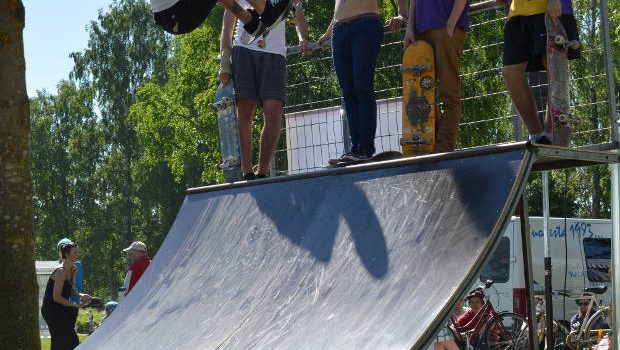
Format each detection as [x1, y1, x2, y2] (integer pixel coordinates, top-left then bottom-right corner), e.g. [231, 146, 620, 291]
[260, 0, 293, 30]
[240, 10, 267, 45]
[328, 152, 356, 165]
[243, 172, 257, 180]
[256, 173, 268, 179]
[531, 134, 552, 145]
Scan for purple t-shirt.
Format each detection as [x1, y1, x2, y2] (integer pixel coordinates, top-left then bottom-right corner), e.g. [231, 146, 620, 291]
[415, 0, 470, 34]
[561, 0, 574, 14]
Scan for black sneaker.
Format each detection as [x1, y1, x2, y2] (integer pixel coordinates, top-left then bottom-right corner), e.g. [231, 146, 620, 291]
[531, 135, 552, 145]
[328, 152, 358, 165]
[243, 172, 257, 180]
[256, 173, 268, 179]
[240, 9, 267, 45]
[260, 0, 293, 30]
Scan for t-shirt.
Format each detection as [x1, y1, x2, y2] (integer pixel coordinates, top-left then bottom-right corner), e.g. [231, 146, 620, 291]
[150, 0, 179, 13]
[455, 308, 493, 344]
[508, 0, 574, 18]
[414, 0, 470, 34]
[233, 0, 287, 56]
[127, 255, 151, 293]
[570, 312, 602, 332]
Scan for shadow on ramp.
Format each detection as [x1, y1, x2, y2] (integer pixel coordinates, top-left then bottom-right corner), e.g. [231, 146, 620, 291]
[78, 145, 531, 350]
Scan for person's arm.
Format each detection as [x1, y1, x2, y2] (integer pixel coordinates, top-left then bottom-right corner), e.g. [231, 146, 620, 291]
[293, 0, 311, 55]
[219, 9, 237, 87]
[317, 19, 335, 48]
[52, 269, 79, 307]
[386, 0, 408, 32]
[446, 0, 467, 38]
[403, 0, 416, 48]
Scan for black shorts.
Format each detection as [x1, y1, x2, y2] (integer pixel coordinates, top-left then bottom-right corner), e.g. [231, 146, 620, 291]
[153, 0, 217, 35]
[503, 13, 581, 72]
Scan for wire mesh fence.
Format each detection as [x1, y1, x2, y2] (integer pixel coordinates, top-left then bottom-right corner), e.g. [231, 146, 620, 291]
[274, 0, 618, 176]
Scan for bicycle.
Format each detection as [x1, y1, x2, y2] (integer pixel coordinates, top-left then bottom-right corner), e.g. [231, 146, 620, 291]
[445, 280, 530, 350]
[562, 286, 612, 350]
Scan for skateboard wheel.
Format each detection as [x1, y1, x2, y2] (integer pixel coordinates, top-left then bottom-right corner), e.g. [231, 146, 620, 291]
[554, 35, 568, 47]
[569, 40, 580, 49]
[257, 39, 266, 49]
[557, 114, 569, 124]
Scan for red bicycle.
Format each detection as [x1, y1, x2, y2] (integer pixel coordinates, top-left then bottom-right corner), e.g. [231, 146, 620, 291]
[446, 281, 530, 350]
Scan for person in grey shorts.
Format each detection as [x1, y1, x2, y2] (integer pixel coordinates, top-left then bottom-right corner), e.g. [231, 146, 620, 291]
[219, 0, 310, 180]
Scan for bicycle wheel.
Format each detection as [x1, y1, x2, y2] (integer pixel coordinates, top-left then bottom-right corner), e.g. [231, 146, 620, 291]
[581, 307, 611, 347]
[480, 312, 529, 350]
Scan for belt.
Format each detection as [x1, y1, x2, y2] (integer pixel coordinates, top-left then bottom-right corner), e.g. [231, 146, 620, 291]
[334, 12, 381, 28]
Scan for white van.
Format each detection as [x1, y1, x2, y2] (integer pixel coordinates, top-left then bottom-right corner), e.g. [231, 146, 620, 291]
[475, 216, 612, 323]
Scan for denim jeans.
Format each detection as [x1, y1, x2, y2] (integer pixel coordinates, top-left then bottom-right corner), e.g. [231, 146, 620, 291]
[332, 15, 384, 156]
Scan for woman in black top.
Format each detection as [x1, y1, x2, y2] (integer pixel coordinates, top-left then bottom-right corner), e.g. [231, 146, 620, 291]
[41, 242, 91, 350]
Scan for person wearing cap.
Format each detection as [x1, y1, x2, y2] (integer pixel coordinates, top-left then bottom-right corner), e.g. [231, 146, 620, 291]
[123, 241, 152, 294]
[570, 293, 602, 332]
[452, 288, 492, 346]
[56, 238, 84, 329]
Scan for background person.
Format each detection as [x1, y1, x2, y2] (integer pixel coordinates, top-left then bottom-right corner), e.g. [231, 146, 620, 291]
[122, 241, 152, 294]
[57, 238, 84, 329]
[41, 243, 92, 350]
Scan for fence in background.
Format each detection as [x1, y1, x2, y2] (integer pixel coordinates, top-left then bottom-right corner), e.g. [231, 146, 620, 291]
[274, 0, 618, 176]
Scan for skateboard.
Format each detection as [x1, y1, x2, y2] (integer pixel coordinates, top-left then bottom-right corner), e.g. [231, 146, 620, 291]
[210, 81, 243, 182]
[321, 151, 403, 168]
[255, 0, 297, 49]
[545, 14, 579, 147]
[401, 40, 436, 157]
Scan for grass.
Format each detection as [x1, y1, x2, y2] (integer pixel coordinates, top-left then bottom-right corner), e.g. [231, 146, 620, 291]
[41, 335, 87, 350]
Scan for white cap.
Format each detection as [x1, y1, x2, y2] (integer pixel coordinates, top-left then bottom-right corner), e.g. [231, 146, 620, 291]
[122, 241, 147, 252]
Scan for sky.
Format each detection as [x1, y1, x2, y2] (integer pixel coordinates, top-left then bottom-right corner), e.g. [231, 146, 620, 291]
[23, 0, 114, 97]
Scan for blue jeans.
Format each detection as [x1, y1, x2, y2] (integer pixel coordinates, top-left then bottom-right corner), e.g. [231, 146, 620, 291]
[332, 15, 384, 156]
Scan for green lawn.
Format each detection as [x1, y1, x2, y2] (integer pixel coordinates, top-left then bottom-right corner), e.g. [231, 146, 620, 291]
[41, 335, 87, 350]
[41, 308, 102, 349]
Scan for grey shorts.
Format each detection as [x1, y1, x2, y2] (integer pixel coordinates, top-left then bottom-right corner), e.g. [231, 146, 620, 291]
[232, 46, 287, 103]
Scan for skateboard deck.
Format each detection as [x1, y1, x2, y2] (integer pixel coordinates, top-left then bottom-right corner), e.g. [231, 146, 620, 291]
[321, 151, 403, 168]
[256, 0, 297, 49]
[545, 14, 579, 147]
[211, 82, 243, 182]
[401, 40, 436, 157]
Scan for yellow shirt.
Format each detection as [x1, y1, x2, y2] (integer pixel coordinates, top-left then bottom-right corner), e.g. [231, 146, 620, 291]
[508, 0, 547, 18]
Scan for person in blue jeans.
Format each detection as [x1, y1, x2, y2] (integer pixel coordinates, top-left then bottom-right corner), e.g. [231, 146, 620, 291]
[318, 0, 408, 163]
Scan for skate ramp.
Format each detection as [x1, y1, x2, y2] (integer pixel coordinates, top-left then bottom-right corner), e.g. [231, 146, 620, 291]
[78, 145, 532, 350]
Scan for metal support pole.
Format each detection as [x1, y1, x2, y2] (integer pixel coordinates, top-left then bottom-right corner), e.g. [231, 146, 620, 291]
[599, 1, 619, 348]
[599, 0, 619, 144]
[542, 171, 554, 347]
[519, 194, 540, 350]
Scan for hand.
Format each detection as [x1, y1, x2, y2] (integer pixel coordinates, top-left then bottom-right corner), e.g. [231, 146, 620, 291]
[547, 0, 561, 22]
[80, 294, 92, 305]
[317, 32, 331, 49]
[219, 72, 231, 87]
[299, 38, 313, 56]
[403, 28, 416, 49]
[446, 21, 456, 38]
[385, 15, 406, 33]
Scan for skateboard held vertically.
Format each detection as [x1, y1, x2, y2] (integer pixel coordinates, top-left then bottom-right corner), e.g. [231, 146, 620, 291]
[401, 40, 436, 157]
[211, 81, 243, 182]
[545, 14, 579, 147]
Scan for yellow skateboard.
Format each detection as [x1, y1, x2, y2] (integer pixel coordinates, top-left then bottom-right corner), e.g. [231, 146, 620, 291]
[401, 40, 436, 157]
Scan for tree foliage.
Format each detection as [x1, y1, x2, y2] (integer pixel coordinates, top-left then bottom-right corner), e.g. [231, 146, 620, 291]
[29, 0, 620, 299]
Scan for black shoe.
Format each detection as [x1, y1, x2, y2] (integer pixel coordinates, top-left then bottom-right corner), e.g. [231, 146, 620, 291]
[260, 0, 293, 30]
[243, 172, 256, 180]
[240, 9, 267, 45]
[328, 152, 358, 165]
[532, 135, 552, 145]
[256, 173, 268, 179]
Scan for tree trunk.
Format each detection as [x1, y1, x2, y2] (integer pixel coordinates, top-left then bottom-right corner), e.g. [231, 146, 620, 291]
[0, 1, 41, 348]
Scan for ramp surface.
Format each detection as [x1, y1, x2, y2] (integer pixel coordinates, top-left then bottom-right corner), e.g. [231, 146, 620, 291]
[79, 146, 532, 350]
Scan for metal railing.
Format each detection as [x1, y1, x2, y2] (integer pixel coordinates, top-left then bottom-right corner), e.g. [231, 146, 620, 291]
[275, 0, 618, 176]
